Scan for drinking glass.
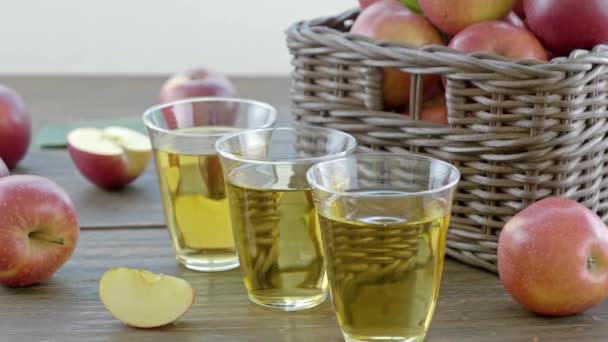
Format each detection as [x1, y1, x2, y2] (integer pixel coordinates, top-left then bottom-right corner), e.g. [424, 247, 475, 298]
[307, 153, 460, 342]
[143, 97, 276, 272]
[216, 126, 357, 311]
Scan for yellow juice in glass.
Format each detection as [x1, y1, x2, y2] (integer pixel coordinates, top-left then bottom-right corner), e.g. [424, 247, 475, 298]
[225, 166, 327, 310]
[319, 192, 450, 342]
[154, 127, 238, 271]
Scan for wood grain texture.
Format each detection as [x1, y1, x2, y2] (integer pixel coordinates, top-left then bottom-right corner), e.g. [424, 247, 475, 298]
[1, 228, 607, 342]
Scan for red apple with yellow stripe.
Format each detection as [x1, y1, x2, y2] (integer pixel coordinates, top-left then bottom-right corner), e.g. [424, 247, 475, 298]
[351, 0, 444, 109]
[0, 175, 79, 287]
[419, 0, 517, 35]
[0, 85, 31, 169]
[524, 0, 608, 56]
[498, 197, 608, 316]
[448, 21, 547, 61]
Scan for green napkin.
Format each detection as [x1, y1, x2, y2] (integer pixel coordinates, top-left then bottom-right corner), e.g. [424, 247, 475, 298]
[35, 116, 147, 148]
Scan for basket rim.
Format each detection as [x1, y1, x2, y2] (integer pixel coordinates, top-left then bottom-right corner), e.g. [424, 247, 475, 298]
[286, 7, 608, 75]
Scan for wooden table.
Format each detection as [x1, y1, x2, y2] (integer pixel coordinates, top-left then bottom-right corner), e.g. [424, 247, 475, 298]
[1, 76, 607, 342]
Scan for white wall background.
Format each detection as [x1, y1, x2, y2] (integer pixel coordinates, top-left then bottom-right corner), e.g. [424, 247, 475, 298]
[0, 0, 353, 76]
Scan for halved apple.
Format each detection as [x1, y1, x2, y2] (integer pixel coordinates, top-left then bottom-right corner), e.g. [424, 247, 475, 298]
[67, 126, 152, 189]
[99, 267, 195, 328]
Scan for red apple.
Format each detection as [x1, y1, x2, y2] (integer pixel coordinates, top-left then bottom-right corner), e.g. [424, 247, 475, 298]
[445, 21, 546, 89]
[67, 126, 152, 189]
[449, 21, 548, 61]
[419, 0, 517, 35]
[0, 159, 8, 178]
[159, 68, 237, 129]
[0, 175, 80, 287]
[524, 0, 608, 56]
[422, 94, 448, 124]
[0, 85, 31, 169]
[514, 0, 525, 18]
[421, 102, 447, 124]
[498, 197, 608, 316]
[404, 92, 448, 124]
[163, 99, 240, 129]
[351, 0, 444, 109]
[159, 67, 236, 104]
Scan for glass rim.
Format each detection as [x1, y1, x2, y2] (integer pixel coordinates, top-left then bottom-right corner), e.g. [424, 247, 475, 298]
[142, 96, 277, 138]
[215, 126, 358, 165]
[306, 152, 461, 198]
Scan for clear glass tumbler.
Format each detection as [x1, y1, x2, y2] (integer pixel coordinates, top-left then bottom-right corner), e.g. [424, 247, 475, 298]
[143, 97, 276, 272]
[216, 126, 357, 311]
[307, 153, 460, 342]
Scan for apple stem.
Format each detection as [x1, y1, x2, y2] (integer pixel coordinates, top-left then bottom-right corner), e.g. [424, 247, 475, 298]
[29, 232, 65, 246]
[588, 256, 597, 272]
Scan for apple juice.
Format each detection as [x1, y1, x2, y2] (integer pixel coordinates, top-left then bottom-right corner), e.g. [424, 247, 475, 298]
[153, 127, 239, 271]
[318, 192, 450, 342]
[225, 166, 328, 310]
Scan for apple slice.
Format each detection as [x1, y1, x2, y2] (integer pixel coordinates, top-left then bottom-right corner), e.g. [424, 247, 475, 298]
[99, 267, 195, 328]
[67, 126, 152, 189]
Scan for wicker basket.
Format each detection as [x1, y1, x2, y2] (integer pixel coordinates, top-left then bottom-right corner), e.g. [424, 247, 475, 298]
[286, 8, 608, 273]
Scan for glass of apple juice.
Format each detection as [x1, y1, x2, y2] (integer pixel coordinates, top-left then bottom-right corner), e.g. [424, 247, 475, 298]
[143, 97, 276, 272]
[307, 153, 460, 342]
[215, 126, 357, 311]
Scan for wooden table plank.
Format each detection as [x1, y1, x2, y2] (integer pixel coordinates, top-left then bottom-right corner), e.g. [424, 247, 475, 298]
[1, 76, 293, 134]
[15, 149, 165, 228]
[2, 76, 608, 341]
[1, 228, 606, 342]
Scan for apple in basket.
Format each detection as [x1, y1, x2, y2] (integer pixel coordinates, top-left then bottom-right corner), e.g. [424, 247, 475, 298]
[404, 92, 448, 124]
[514, 0, 525, 18]
[448, 21, 548, 61]
[524, 0, 608, 56]
[0, 175, 80, 287]
[351, 0, 444, 110]
[498, 197, 608, 316]
[0, 84, 31, 169]
[419, 0, 517, 35]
